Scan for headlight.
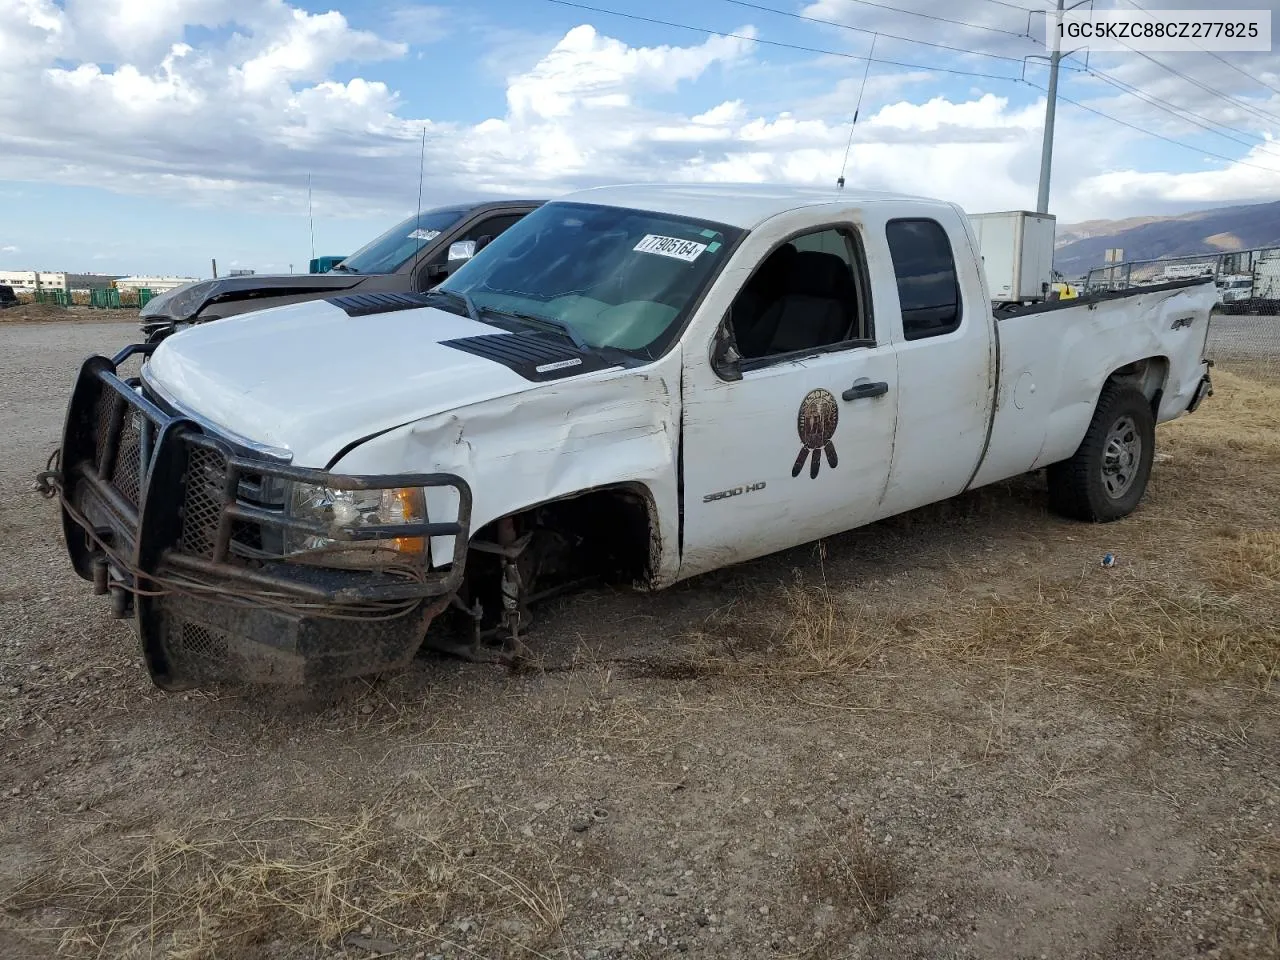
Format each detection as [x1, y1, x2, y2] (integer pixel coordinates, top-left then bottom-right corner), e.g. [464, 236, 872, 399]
[284, 483, 427, 569]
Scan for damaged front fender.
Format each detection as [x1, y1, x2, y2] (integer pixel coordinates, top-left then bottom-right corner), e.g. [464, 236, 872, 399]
[328, 355, 684, 588]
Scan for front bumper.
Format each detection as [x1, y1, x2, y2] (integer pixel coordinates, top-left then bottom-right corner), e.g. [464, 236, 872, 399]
[53, 344, 472, 690]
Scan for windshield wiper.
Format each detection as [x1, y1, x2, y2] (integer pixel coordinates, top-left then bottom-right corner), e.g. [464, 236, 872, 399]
[428, 288, 481, 324]
[495, 309, 590, 352]
[328, 263, 357, 273]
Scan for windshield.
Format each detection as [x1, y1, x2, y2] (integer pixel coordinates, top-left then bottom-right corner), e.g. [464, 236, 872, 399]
[333, 208, 465, 275]
[436, 201, 742, 356]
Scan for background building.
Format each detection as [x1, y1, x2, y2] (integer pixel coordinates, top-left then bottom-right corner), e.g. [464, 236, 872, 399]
[66, 273, 124, 292]
[112, 275, 200, 294]
[0, 270, 68, 293]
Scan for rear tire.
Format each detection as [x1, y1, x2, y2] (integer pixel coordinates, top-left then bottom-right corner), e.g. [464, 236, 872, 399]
[1047, 383, 1155, 522]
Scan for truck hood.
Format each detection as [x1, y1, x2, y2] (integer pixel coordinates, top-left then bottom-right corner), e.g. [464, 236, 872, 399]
[138, 273, 367, 323]
[143, 297, 539, 467]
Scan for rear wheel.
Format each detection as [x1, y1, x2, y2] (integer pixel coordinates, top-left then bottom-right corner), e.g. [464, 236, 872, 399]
[1047, 383, 1155, 522]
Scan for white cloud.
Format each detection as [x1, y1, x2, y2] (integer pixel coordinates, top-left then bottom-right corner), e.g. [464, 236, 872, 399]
[1072, 139, 1280, 208]
[504, 24, 755, 121]
[1, 245, 19, 253]
[0, 0, 1279, 239]
[386, 4, 452, 46]
[236, 8, 404, 92]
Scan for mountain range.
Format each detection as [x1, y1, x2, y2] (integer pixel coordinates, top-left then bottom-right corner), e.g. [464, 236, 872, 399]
[1054, 199, 1280, 278]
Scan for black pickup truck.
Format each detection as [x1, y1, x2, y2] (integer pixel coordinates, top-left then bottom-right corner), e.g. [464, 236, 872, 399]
[139, 199, 544, 342]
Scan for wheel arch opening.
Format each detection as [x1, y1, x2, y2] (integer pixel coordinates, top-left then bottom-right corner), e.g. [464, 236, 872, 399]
[450, 483, 661, 634]
[1104, 355, 1170, 420]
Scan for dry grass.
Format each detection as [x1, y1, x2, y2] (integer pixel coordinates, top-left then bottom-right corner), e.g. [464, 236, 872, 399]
[6, 806, 564, 959]
[682, 371, 1280, 689]
[1206, 531, 1280, 594]
[905, 577, 1279, 683]
[680, 583, 885, 681]
[794, 824, 902, 929]
[1160, 370, 1280, 469]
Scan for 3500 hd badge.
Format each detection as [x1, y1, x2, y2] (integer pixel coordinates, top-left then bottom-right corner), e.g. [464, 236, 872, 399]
[703, 482, 766, 503]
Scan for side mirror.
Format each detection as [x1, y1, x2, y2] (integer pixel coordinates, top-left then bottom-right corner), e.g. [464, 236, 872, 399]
[448, 240, 476, 263]
[710, 319, 743, 382]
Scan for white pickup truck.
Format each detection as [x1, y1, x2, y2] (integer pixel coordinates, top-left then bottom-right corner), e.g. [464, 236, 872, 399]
[47, 183, 1217, 689]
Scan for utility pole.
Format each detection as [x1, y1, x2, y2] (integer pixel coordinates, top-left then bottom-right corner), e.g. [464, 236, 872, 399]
[1036, 0, 1065, 214]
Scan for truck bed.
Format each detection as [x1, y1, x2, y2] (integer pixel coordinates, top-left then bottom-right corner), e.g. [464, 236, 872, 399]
[991, 276, 1215, 318]
[970, 276, 1217, 490]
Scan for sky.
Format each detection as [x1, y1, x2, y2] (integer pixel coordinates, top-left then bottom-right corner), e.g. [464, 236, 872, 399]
[1, 0, 1279, 276]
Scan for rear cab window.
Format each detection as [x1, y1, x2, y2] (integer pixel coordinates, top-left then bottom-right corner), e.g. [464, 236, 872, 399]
[885, 219, 963, 341]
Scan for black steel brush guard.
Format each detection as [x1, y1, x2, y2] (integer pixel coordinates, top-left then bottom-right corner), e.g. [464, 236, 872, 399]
[51, 343, 473, 690]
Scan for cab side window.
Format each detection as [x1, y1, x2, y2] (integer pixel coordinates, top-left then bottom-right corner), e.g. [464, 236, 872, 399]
[885, 219, 962, 341]
[462, 214, 525, 248]
[728, 226, 872, 362]
[423, 213, 528, 271]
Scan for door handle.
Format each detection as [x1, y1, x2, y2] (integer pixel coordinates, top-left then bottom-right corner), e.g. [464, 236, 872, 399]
[842, 380, 888, 401]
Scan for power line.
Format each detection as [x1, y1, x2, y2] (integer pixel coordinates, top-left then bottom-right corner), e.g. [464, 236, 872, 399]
[718, 0, 1088, 70]
[805, 0, 1280, 128]
[1122, 0, 1280, 98]
[819, 0, 1029, 38]
[1025, 80, 1280, 175]
[539, 0, 1028, 80]
[1084, 67, 1280, 154]
[536, 0, 1280, 177]
[726, 0, 1275, 158]
[1100, 39, 1280, 128]
[1127, 47, 1280, 127]
[740, 0, 1280, 132]
[978, 0, 1047, 11]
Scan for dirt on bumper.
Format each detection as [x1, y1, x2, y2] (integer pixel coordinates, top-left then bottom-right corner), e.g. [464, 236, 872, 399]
[49, 345, 471, 690]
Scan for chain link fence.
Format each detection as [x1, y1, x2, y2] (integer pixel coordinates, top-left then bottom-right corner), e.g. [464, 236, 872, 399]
[1208, 310, 1280, 384]
[1083, 248, 1279, 293]
[1080, 250, 1280, 385]
[22, 288, 157, 309]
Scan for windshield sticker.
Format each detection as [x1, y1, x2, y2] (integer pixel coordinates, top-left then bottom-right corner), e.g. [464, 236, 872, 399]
[634, 234, 708, 262]
[707, 241, 722, 253]
[408, 228, 441, 242]
[699, 228, 719, 239]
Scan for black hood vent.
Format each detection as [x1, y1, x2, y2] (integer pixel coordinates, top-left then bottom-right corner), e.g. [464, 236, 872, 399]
[326, 291, 436, 317]
[440, 332, 620, 381]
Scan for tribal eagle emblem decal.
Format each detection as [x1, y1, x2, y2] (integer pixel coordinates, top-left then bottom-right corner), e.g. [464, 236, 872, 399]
[793, 388, 839, 479]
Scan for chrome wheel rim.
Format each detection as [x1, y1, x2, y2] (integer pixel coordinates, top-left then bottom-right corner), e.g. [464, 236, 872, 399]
[1101, 415, 1141, 499]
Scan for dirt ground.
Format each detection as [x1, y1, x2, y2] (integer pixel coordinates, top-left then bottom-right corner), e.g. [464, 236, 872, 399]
[0, 321, 1276, 960]
[0, 304, 139, 325]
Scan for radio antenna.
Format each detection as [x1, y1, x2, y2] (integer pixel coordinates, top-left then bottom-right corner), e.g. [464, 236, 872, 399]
[307, 173, 316, 261]
[837, 33, 877, 190]
[414, 126, 427, 240]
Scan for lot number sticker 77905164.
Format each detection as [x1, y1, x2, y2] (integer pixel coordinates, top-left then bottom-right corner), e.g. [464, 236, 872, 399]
[634, 234, 708, 262]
